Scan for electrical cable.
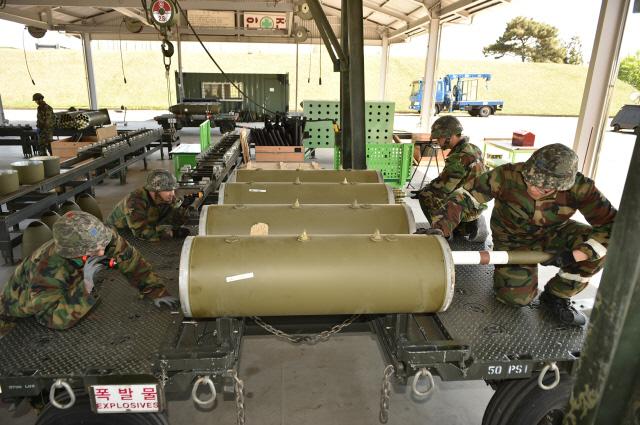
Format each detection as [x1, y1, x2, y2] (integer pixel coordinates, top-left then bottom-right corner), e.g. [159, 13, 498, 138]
[22, 27, 36, 85]
[318, 39, 322, 85]
[119, 20, 128, 84]
[173, 0, 277, 115]
[308, 43, 312, 83]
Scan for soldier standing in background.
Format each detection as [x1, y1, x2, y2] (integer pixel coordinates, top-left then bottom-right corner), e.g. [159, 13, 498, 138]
[0, 211, 177, 337]
[106, 169, 192, 241]
[431, 143, 617, 326]
[32, 92, 54, 156]
[412, 115, 488, 240]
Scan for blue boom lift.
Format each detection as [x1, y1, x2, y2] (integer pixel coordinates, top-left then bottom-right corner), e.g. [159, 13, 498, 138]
[409, 73, 504, 117]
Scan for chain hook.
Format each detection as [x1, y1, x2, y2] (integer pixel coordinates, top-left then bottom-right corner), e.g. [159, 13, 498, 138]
[411, 368, 435, 399]
[232, 370, 246, 425]
[191, 375, 217, 406]
[538, 362, 560, 390]
[49, 379, 76, 410]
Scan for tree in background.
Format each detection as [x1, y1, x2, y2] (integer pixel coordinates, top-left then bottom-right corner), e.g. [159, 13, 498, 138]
[563, 36, 584, 65]
[483, 16, 565, 63]
[618, 51, 640, 90]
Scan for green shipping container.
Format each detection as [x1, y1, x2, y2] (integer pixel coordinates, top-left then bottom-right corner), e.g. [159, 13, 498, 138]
[176, 72, 290, 115]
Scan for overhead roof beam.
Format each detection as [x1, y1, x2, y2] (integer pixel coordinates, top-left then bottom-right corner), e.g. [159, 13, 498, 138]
[362, 0, 409, 23]
[5, 0, 294, 12]
[0, 9, 49, 29]
[388, 15, 429, 40]
[112, 7, 153, 27]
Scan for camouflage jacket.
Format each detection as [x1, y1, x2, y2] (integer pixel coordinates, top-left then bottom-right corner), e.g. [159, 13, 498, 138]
[106, 188, 188, 241]
[36, 102, 55, 134]
[432, 162, 617, 261]
[419, 137, 487, 204]
[0, 229, 168, 330]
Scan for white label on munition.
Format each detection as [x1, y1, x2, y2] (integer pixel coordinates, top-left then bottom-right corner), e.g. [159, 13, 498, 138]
[226, 272, 255, 283]
[249, 189, 267, 193]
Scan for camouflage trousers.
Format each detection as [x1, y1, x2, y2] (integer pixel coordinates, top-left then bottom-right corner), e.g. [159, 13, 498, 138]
[493, 220, 606, 306]
[419, 190, 481, 229]
[0, 300, 17, 338]
[38, 131, 53, 156]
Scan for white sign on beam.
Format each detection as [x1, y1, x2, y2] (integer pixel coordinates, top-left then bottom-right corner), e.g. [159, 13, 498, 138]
[244, 13, 287, 29]
[187, 10, 235, 27]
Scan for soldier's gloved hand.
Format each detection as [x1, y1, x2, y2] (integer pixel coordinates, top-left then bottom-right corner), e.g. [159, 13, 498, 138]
[153, 296, 179, 309]
[180, 195, 197, 209]
[541, 250, 576, 268]
[173, 227, 191, 239]
[414, 228, 444, 237]
[83, 255, 107, 293]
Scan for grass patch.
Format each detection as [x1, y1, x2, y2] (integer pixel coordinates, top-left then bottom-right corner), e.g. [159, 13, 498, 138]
[0, 47, 635, 116]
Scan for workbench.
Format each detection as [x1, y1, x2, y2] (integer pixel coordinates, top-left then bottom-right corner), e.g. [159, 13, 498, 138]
[483, 138, 538, 168]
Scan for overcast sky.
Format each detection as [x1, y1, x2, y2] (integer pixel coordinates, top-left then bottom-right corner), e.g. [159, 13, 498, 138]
[0, 0, 638, 62]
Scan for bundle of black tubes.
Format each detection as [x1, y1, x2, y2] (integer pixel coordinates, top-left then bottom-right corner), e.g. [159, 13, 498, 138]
[250, 114, 307, 147]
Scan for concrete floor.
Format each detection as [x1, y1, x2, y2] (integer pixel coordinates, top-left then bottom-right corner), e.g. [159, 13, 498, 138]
[1, 113, 635, 424]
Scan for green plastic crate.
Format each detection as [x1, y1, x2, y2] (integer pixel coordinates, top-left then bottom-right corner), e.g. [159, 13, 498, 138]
[173, 153, 198, 180]
[200, 120, 211, 151]
[334, 142, 413, 188]
[302, 100, 395, 148]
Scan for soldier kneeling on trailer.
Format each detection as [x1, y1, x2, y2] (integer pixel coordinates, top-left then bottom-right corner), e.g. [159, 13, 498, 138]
[106, 169, 193, 241]
[430, 143, 617, 327]
[0, 211, 177, 337]
[411, 116, 488, 241]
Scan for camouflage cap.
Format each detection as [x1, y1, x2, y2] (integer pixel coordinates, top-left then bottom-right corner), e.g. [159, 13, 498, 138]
[522, 143, 578, 191]
[32, 93, 44, 101]
[53, 211, 112, 258]
[144, 169, 178, 192]
[431, 116, 463, 139]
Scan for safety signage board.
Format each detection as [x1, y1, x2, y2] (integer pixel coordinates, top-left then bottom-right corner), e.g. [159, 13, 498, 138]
[91, 384, 162, 413]
[244, 13, 287, 29]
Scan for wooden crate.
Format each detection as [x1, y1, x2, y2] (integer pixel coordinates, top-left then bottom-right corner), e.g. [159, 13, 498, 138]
[255, 146, 305, 162]
[96, 124, 117, 141]
[51, 138, 96, 160]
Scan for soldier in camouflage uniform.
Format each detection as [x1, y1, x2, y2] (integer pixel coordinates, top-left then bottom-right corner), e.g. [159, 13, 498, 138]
[431, 143, 617, 326]
[33, 93, 54, 156]
[0, 211, 177, 336]
[412, 116, 487, 239]
[106, 169, 191, 241]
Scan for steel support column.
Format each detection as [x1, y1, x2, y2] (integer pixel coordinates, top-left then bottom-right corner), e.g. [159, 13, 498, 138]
[378, 30, 389, 100]
[0, 94, 7, 124]
[572, 0, 630, 177]
[340, 0, 352, 168]
[564, 133, 640, 425]
[81, 33, 98, 109]
[176, 25, 185, 103]
[419, 13, 439, 129]
[348, 0, 366, 169]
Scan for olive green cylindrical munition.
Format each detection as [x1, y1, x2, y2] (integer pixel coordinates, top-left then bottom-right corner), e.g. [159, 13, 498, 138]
[219, 182, 394, 205]
[11, 160, 45, 185]
[0, 170, 20, 195]
[234, 169, 383, 183]
[179, 234, 454, 317]
[199, 203, 415, 235]
[31, 156, 60, 178]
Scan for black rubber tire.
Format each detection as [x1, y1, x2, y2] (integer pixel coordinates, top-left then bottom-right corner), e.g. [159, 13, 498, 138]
[434, 104, 441, 115]
[612, 124, 621, 132]
[482, 375, 572, 425]
[468, 110, 479, 116]
[634, 126, 640, 136]
[36, 396, 169, 425]
[219, 121, 236, 134]
[479, 106, 492, 117]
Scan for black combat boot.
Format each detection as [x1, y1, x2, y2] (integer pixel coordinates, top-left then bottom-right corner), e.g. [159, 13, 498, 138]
[539, 290, 587, 327]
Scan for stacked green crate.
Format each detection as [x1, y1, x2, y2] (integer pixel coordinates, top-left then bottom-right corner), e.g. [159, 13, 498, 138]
[333, 143, 413, 188]
[302, 100, 395, 147]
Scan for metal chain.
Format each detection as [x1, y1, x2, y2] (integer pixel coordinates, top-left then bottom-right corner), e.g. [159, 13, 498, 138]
[251, 315, 360, 344]
[233, 370, 246, 425]
[159, 359, 169, 389]
[379, 365, 395, 424]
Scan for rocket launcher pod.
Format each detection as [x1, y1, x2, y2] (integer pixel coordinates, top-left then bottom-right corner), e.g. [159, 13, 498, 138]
[179, 234, 454, 317]
[198, 203, 416, 236]
[234, 169, 383, 183]
[219, 182, 395, 205]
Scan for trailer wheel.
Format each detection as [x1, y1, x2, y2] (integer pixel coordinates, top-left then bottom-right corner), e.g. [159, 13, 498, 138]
[434, 105, 441, 115]
[219, 121, 236, 134]
[612, 124, 620, 132]
[634, 126, 639, 136]
[482, 374, 572, 425]
[478, 106, 492, 118]
[36, 396, 169, 425]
